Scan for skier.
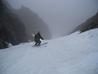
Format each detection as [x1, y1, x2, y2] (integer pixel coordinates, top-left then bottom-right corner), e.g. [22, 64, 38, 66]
[34, 32, 44, 46]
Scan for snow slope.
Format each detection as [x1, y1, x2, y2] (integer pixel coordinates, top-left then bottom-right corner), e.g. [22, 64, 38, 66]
[0, 29, 98, 74]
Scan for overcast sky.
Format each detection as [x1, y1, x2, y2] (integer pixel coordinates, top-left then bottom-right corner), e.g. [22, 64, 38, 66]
[7, 0, 98, 38]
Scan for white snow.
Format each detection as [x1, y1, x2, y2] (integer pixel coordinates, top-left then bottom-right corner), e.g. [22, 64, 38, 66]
[0, 29, 98, 74]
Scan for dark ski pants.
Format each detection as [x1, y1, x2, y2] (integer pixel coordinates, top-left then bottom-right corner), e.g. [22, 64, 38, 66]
[35, 40, 41, 46]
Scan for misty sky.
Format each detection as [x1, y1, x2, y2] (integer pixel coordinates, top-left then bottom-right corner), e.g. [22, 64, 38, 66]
[7, 0, 98, 38]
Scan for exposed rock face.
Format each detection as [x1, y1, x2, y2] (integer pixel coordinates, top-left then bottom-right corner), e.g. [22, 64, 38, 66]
[12, 6, 51, 40]
[0, 0, 27, 49]
[73, 12, 98, 32]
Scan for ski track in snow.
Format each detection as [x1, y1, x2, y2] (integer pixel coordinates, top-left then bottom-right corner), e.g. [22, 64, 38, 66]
[0, 29, 98, 74]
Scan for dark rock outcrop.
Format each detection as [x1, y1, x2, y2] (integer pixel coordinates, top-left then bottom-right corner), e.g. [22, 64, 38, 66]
[0, 0, 27, 49]
[73, 12, 98, 32]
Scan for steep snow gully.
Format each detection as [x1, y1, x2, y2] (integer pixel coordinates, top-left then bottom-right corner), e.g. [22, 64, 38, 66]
[0, 29, 98, 74]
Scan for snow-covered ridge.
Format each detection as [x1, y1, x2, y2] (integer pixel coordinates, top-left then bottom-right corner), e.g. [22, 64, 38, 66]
[0, 28, 98, 74]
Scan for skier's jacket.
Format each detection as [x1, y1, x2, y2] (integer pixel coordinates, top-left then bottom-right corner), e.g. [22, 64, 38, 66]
[34, 33, 43, 42]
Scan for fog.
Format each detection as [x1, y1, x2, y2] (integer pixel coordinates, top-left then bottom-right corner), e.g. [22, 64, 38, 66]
[7, 0, 98, 38]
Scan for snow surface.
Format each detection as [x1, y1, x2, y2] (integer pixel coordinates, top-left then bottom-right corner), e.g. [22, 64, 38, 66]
[0, 29, 98, 74]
